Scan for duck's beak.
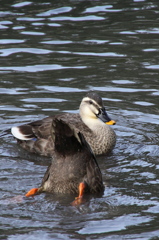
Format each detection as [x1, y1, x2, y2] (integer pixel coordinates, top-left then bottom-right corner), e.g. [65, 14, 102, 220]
[97, 108, 116, 125]
[106, 119, 116, 125]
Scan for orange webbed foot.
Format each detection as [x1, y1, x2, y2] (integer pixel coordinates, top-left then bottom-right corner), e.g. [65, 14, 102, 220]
[25, 188, 39, 197]
[71, 196, 86, 206]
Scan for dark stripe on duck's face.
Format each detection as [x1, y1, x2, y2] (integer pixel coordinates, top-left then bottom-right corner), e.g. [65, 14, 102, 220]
[96, 107, 116, 125]
[87, 100, 101, 109]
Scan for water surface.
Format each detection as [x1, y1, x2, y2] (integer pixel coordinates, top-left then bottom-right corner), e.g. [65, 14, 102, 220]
[1, 1, 159, 239]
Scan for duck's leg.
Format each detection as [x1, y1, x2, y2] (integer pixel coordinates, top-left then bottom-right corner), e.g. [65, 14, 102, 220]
[78, 182, 86, 198]
[71, 182, 86, 206]
[25, 188, 39, 197]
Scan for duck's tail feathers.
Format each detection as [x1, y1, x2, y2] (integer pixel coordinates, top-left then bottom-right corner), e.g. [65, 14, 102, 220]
[52, 119, 87, 155]
[11, 125, 36, 140]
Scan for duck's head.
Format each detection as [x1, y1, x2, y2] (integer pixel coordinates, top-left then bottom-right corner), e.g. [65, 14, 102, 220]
[79, 92, 116, 126]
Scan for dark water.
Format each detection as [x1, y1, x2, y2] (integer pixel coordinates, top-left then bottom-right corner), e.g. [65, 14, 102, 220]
[1, 0, 159, 239]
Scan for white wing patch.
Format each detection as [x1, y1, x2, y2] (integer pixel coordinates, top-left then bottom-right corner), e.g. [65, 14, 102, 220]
[11, 126, 33, 140]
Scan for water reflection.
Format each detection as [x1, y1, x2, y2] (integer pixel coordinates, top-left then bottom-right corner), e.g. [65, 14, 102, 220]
[0, 0, 159, 239]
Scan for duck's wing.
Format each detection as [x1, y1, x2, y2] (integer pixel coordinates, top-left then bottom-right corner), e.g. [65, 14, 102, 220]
[39, 118, 87, 192]
[11, 113, 82, 141]
[78, 132, 104, 193]
[11, 116, 53, 140]
[52, 118, 83, 156]
[53, 119, 104, 194]
[41, 162, 51, 186]
[85, 157, 104, 193]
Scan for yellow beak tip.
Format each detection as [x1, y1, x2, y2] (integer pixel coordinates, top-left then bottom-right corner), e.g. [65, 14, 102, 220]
[106, 120, 116, 125]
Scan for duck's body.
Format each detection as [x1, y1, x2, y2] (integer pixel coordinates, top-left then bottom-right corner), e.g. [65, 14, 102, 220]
[25, 119, 104, 204]
[11, 92, 116, 156]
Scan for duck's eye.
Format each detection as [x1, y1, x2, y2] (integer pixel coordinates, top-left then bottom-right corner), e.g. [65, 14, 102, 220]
[89, 100, 93, 104]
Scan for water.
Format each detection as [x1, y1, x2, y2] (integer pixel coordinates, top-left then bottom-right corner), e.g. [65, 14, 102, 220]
[1, 0, 159, 239]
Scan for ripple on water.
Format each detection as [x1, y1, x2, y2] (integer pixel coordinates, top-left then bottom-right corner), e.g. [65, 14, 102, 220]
[84, 5, 113, 13]
[36, 7, 72, 17]
[85, 39, 109, 44]
[0, 11, 24, 18]
[17, 17, 45, 22]
[49, 15, 105, 21]
[0, 39, 25, 44]
[143, 48, 158, 52]
[12, 2, 32, 8]
[69, 51, 126, 57]
[0, 25, 8, 29]
[77, 214, 153, 234]
[0, 20, 13, 25]
[144, 64, 159, 70]
[36, 85, 86, 93]
[136, 28, 159, 34]
[21, 98, 66, 103]
[47, 23, 61, 27]
[0, 1, 159, 239]
[0, 64, 86, 73]
[0, 48, 51, 57]
[112, 80, 135, 84]
[0, 87, 28, 94]
[133, 101, 154, 106]
[20, 31, 45, 35]
[0, 105, 27, 112]
[93, 86, 158, 93]
[12, 26, 26, 30]
[41, 40, 72, 45]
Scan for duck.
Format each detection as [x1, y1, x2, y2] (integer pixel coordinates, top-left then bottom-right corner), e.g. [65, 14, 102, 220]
[25, 119, 105, 205]
[11, 91, 116, 156]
